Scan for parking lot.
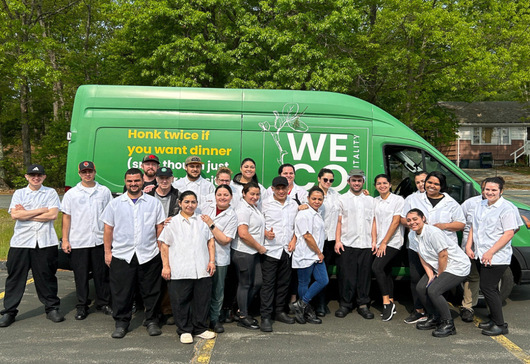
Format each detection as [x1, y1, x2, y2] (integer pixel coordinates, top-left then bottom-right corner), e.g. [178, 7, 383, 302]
[1, 270, 530, 364]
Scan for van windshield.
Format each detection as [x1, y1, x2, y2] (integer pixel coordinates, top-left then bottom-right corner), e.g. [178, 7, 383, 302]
[384, 145, 466, 203]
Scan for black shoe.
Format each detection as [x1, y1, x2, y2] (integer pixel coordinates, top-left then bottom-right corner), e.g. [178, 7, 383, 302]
[382, 303, 396, 322]
[213, 321, 225, 333]
[357, 306, 374, 320]
[289, 299, 307, 324]
[223, 309, 235, 323]
[460, 307, 474, 323]
[478, 320, 494, 329]
[237, 316, 259, 330]
[260, 318, 273, 332]
[335, 306, 351, 318]
[432, 319, 456, 337]
[482, 323, 508, 336]
[46, 310, 65, 323]
[315, 305, 326, 317]
[147, 322, 162, 336]
[96, 305, 113, 315]
[112, 327, 127, 339]
[416, 315, 441, 330]
[304, 304, 322, 324]
[75, 308, 88, 321]
[275, 312, 295, 325]
[0, 314, 15, 327]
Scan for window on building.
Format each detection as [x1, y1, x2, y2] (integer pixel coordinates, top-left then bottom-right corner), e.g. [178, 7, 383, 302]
[471, 127, 510, 145]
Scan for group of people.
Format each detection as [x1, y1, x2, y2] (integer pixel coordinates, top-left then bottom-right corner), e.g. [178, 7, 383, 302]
[0, 154, 522, 343]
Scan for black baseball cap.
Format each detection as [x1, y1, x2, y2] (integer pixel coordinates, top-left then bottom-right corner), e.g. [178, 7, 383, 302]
[26, 164, 45, 175]
[142, 154, 160, 164]
[156, 167, 173, 177]
[78, 161, 95, 172]
[272, 176, 289, 187]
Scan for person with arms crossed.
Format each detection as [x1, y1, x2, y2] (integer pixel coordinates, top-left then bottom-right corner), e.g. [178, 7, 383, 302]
[62, 161, 113, 320]
[101, 168, 166, 339]
[0, 164, 64, 327]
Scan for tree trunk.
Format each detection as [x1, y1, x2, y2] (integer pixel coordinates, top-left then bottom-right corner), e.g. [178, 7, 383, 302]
[20, 81, 32, 168]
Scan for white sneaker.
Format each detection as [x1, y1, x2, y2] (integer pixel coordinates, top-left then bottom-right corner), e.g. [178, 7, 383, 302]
[180, 333, 193, 344]
[196, 330, 216, 340]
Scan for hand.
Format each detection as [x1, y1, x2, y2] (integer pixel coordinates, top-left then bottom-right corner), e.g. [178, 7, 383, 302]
[334, 241, 345, 255]
[207, 262, 216, 276]
[104, 251, 112, 267]
[427, 275, 437, 287]
[62, 240, 72, 254]
[298, 204, 309, 211]
[201, 215, 213, 226]
[143, 184, 155, 193]
[258, 245, 267, 255]
[465, 246, 475, 260]
[14, 204, 26, 211]
[363, 189, 370, 196]
[481, 251, 494, 266]
[317, 252, 324, 263]
[161, 266, 171, 280]
[288, 240, 296, 252]
[376, 244, 387, 258]
[371, 241, 377, 254]
[164, 216, 173, 226]
[265, 228, 275, 240]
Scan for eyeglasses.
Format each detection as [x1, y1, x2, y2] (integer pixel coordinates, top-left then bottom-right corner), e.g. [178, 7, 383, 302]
[322, 178, 334, 183]
[217, 179, 231, 184]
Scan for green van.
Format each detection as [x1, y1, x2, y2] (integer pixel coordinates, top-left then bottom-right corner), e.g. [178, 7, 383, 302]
[65, 85, 530, 296]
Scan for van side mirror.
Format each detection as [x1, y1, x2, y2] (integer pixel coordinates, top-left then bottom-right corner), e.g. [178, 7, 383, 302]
[463, 182, 479, 200]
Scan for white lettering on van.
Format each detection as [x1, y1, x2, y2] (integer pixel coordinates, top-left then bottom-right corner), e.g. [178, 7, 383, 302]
[288, 134, 327, 161]
[330, 134, 348, 162]
[294, 163, 348, 191]
[352, 135, 360, 165]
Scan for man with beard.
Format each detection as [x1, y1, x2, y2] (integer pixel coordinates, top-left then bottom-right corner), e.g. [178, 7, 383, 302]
[172, 156, 214, 205]
[101, 168, 166, 339]
[334, 169, 375, 320]
[123, 154, 160, 194]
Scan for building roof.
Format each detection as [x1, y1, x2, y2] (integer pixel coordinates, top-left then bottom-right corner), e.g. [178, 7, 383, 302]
[438, 101, 530, 126]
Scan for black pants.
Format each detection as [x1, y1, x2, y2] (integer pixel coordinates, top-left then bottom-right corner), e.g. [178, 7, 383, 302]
[336, 247, 372, 308]
[478, 262, 508, 326]
[70, 245, 110, 309]
[1, 245, 60, 315]
[372, 247, 400, 298]
[260, 251, 292, 319]
[416, 272, 465, 320]
[109, 253, 162, 329]
[316, 240, 337, 306]
[408, 248, 426, 311]
[169, 277, 212, 335]
[232, 250, 262, 317]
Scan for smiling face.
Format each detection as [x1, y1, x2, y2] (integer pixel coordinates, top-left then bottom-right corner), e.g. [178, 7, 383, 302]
[25, 173, 46, 190]
[240, 161, 256, 182]
[78, 169, 95, 186]
[179, 194, 198, 217]
[483, 182, 502, 205]
[280, 166, 295, 187]
[272, 184, 288, 202]
[406, 211, 426, 233]
[375, 176, 391, 196]
[318, 172, 334, 190]
[348, 176, 364, 194]
[308, 190, 324, 211]
[185, 163, 202, 181]
[425, 176, 442, 198]
[141, 161, 158, 178]
[243, 187, 260, 206]
[125, 173, 144, 197]
[415, 173, 427, 193]
[215, 188, 232, 210]
[156, 175, 173, 191]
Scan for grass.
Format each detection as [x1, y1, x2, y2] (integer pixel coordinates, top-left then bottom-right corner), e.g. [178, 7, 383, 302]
[0, 210, 63, 261]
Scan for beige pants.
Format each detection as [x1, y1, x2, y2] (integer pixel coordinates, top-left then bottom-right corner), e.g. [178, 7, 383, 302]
[461, 259, 480, 309]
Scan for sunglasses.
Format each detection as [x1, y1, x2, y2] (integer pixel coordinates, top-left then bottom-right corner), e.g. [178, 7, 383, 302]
[322, 178, 334, 183]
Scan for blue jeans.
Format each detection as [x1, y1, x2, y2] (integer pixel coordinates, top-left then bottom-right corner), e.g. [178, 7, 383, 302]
[297, 262, 329, 304]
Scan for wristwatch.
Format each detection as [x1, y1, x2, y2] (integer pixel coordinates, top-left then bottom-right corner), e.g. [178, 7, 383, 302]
[209, 223, 215, 230]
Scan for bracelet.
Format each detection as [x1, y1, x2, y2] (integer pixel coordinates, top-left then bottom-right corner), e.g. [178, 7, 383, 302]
[209, 261, 215, 264]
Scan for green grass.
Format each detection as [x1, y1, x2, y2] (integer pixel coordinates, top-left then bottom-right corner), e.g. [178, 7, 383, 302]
[0, 210, 63, 261]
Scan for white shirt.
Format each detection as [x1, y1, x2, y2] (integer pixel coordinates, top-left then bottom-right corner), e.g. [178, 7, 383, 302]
[9, 185, 61, 248]
[472, 197, 521, 265]
[61, 182, 113, 248]
[100, 193, 165, 264]
[232, 199, 265, 254]
[201, 203, 238, 266]
[293, 207, 325, 269]
[402, 192, 465, 251]
[158, 213, 213, 279]
[172, 176, 215, 205]
[319, 188, 340, 241]
[262, 195, 299, 259]
[374, 193, 405, 249]
[461, 195, 483, 249]
[337, 191, 374, 249]
[409, 224, 471, 277]
[266, 182, 308, 205]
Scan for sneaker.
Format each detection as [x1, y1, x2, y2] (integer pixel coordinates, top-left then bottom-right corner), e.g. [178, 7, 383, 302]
[404, 311, 427, 324]
[382, 302, 396, 321]
[180, 333, 193, 344]
[196, 330, 216, 340]
[460, 307, 474, 323]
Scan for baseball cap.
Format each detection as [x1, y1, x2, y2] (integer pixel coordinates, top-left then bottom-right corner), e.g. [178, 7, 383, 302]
[142, 154, 160, 164]
[348, 169, 365, 179]
[185, 156, 203, 165]
[156, 167, 173, 177]
[26, 164, 46, 175]
[78, 161, 95, 172]
[272, 176, 289, 187]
